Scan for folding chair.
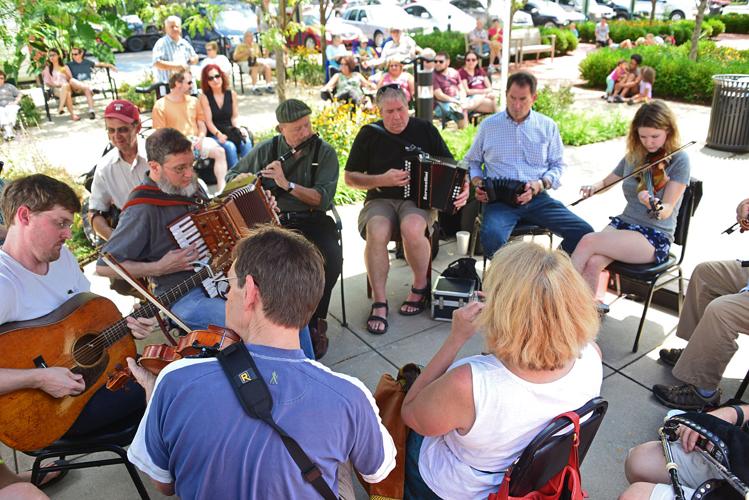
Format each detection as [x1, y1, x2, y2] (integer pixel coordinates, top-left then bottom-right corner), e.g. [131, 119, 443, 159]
[502, 397, 608, 497]
[23, 408, 149, 499]
[736, 367, 749, 401]
[330, 203, 347, 327]
[607, 178, 702, 353]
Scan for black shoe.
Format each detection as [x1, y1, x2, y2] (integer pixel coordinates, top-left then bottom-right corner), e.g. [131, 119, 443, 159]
[309, 318, 329, 360]
[88, 111, 96, 119]
[652, 383, 721, 410]
[658, 348, 683, 367]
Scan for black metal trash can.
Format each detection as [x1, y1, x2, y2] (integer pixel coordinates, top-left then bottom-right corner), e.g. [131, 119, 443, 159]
[706, 74, 749, 154]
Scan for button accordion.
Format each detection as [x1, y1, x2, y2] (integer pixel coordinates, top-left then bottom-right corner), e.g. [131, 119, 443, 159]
[402, 154, 466, 213]
[168, 178, 278, 297]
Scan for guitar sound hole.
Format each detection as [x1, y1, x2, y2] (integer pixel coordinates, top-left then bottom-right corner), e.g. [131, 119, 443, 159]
[72, 334, 105, 368]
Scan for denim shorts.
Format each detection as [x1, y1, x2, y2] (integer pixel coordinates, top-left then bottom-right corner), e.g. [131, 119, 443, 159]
[609, 216, 671, 265]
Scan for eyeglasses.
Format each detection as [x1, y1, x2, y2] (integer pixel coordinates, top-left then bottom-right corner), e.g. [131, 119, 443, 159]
[465, 57, 477, 61]
[166, 163, 195, 175]
[207, 74, 222, 81]
[214, 276, 240, 297]
[389, 64, 402, 68]
[35, 213, 74, 230]
[106, 125, 134, 135]
[183, 80, 194, 85]
[434, 59, 446, 64]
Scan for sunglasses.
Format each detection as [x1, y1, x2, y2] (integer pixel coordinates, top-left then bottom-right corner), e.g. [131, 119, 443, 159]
[466, 57, 477, 61]
[376, 82, 402, 97]
[72, 51, 82, 56]
[207, 74, 222, 81]
[435, 59, 446, 64]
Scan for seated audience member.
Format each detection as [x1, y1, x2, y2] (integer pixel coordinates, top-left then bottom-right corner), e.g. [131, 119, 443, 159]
[650, 197, 749, 410]
[571, 100, 689, 313]
[433, 52, 468, 129]
[378, 27, 420, 66]
[232, 31, 274, 95]
[200, 41, 232, 78]
[344, 86, 469, 334]
[226, 99, 342, 359]
[321, 55, 374, 107]
[468, 18, 490, 57]
[628, 66, 655, 105]
[126, 225, 396, 499]
[41, 48, 80, 121]
[466, 71, 593, 259]
[89, 99, 149, 241]
[488, 18, 503, 71]
[604, 59, 628, 99]
[377, 57, 415, 103]
[151, 70, 228, 190]
[0, 174, 155, 444]
[621, 403, 749, 499]
[609, 54, 643, 102]
[198, 64, 252, 169]
[458, 50, 498, 115]
[67, 46, 117, 83]
[595, 18, 610, 47]
[401, 241, 603, 499]
[326, 35, 349, 77]
[0, 70, 21, 140]
[569, 22, 579, 38]
[610, 38, 635, 49]
[356, 36, 378, 74]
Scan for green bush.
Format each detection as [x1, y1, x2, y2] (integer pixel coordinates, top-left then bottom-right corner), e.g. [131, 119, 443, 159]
[709, 13, 749, 33]
[576, 19, 711, 44]
[703, 17, 726, 37]
[290, 49, 324, 86]
[118, 73, 156, 113]
[579, 42, 749, 103]
[540, 27, 579, 55]
[440, 125, 478, 161]
[18, 95, 41, 128]
[413, 31, 467, 67]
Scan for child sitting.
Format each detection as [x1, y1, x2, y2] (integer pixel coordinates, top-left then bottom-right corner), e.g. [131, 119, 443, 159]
[628, 66, 655, 105]
[603, 59, 628, 99]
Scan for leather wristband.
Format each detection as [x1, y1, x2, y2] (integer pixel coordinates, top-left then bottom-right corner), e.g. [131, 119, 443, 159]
[731, 404, 745, 427]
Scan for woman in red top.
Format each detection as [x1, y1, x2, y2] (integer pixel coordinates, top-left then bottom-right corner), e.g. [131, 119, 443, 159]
[459, 51, 498, 115]
[488, 18, 503, 72]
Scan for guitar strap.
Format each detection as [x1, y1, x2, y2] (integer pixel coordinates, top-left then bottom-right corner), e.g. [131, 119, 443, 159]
[121, 185, 203, 211]
[216, 343, 337, 500]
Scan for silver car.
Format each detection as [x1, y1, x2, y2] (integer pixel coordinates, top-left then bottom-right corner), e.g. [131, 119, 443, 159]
[341, 4, 434, 46]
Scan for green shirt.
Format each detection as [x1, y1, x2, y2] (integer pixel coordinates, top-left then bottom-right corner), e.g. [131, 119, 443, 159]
[227, 135, 339, 212]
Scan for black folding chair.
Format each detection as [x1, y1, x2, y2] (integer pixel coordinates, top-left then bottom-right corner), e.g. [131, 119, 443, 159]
[607, 178, 702, 353]
[503, 397, 608, 497]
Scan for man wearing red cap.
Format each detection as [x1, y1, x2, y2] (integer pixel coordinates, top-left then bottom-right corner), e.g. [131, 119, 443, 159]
[88, 99, 149, 241]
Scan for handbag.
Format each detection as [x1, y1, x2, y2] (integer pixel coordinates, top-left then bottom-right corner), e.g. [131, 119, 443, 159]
[488, 411, 584, 500]
[440, 257, 481, 291]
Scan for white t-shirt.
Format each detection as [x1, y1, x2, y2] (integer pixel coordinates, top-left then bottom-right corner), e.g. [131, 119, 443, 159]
[200, 55, 233, 77]
[0, 247, 90, 324]
[89, 141, 149, 212]
[418, 343, 602, 500]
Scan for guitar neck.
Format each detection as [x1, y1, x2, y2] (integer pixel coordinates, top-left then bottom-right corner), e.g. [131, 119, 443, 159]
[100, 266, 212, 348]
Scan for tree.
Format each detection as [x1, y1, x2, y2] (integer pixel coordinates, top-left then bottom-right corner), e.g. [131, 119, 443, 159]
[689, 0, 709, 60]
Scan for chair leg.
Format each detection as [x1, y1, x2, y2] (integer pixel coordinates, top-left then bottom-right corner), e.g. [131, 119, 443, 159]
[736, 368, 749, 400]
[338, 230, 347, 327]
[632, 281, 657, 353]
[677, 268, 684, 316]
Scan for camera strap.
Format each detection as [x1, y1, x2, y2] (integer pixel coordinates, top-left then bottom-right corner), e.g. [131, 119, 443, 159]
[216, 342, 337, 500]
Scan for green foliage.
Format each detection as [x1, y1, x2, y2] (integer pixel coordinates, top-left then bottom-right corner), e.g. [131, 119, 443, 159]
[18, 95, 40, 128]
[539, 27, 579, 56]
[310, 101, 380, 205]
[147, 3, 219, 38]
[440, 125, 478, 161]
[579, 42, 749, 103]
[413, 31, 467, 67]
[118, 73, 156, 113]
[708, 13, 749, 34]
[290, 48, 324, 86]
[534, 86, 629, 146]
[703, 17, 725, 37]
[576, 19, 711, 45]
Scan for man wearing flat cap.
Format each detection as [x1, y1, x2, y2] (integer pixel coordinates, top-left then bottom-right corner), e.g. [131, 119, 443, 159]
[227, 99, 341, 359]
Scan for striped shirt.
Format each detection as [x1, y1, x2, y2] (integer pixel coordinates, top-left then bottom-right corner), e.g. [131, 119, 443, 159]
[151, 35, 197, 84]
[465, 109, 565, 189]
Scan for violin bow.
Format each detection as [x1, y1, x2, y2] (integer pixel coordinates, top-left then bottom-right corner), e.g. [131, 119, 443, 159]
[723, 222, 740, 235]
[569, 141, 697, 207]
[101, 252, 192, 333]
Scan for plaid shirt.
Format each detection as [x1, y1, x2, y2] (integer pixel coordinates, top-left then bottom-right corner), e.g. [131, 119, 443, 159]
[151, 35, 197, 84]
[465, 110, 565, 189]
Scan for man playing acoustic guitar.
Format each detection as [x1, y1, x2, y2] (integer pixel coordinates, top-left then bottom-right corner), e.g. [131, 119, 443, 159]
[0, 175, 155, 488]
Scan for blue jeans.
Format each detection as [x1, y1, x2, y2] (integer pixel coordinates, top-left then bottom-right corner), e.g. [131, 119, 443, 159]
[171, 288, 315, 359]
[404, 432, 442, 500]
[481, 192, 593, 258]
[219, 138, 253, 169]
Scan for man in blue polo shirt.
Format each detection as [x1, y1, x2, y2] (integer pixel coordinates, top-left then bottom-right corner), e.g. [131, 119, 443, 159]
[127, 225, 396, 498]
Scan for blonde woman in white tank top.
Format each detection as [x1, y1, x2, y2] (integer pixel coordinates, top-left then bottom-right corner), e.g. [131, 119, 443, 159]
[401, 241, 603, 500]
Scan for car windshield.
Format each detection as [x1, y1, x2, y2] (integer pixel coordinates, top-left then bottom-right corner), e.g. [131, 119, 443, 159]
[216, 10, 257, 32]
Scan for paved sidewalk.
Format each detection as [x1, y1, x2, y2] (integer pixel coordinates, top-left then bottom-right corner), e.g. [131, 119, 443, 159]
[2, 42, 749, 499]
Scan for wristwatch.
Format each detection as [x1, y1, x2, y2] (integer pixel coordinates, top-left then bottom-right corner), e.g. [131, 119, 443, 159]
[287, 182, 296, 192]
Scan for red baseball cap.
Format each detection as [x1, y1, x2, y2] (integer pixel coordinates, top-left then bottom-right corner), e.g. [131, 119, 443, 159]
[104, 99, 140, 124]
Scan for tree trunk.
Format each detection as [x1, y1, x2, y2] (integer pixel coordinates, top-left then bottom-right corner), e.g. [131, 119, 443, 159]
[650, 0, 656, 22]
[319, 1, 328, 69]
[276, 0, 287, 101]
[689, 0, 709, 61]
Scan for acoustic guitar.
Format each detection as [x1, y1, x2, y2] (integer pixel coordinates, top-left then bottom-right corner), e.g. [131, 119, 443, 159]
[0, 251, 231, 451]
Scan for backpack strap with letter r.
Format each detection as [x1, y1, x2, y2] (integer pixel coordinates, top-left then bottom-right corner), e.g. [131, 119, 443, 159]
[216, 343, 337, 500]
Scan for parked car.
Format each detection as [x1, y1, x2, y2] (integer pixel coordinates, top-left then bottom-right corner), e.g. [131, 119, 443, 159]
[120, 14, 161, 52]
[554, 0, 616, 19]
[521, 0, 584, 26]
[722, 0, 749, 14]
[629, 0, 697, 19]
[403, 0, 477, 33]
[185, 7, 258, 55]
[340, 4, 433, 46]
[449, 0, 534, 26]
[597, 0, 632, 19]
[290, 11, 365, 50]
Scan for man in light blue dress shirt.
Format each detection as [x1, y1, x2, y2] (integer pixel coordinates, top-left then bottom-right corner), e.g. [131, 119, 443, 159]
[465, 71, 592, 259]
[152, 16, 198, 87]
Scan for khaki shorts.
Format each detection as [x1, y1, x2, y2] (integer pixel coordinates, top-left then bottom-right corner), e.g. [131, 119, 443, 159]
[648, 440, 718, 500]
[357, 198, 436, 239]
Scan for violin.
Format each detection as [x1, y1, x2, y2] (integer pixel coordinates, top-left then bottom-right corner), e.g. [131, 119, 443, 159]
[106, 325, 241, 391]
[636, 148, 671, 219]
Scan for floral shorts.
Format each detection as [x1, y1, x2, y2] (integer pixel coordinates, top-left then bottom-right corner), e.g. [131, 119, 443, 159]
[609, 216, 671, 265]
